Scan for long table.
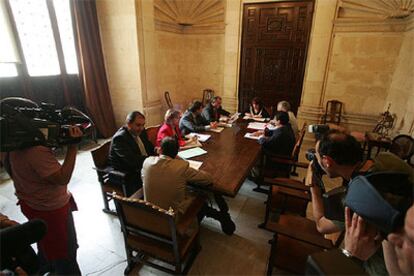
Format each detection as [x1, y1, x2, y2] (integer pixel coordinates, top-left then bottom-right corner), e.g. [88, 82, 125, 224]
[192, 120, 262, 197]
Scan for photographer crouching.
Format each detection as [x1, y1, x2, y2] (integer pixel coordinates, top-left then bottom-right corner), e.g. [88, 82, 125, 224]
[3, 126, 83, 275]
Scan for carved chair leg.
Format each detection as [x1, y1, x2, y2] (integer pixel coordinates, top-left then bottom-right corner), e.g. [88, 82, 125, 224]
[124, 248, 135, 275]
[266, 233, 279, 276]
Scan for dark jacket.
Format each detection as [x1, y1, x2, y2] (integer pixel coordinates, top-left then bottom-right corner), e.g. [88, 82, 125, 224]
[244, 105, 270, 118]
[179, 110, 208, 135]
[108, 126, 155, 196]
[258, 124, 295, 157]
[201, 103, 230, 123]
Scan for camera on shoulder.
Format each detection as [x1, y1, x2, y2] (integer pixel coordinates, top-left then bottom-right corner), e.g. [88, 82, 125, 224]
[0, 97, 94, 152]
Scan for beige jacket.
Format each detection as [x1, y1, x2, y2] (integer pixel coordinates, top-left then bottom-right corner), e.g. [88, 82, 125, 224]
[142, 155, 213, 216]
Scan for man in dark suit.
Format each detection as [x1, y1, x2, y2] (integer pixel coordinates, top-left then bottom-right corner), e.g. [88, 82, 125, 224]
[108, 111, 155, 196]
[255, 111, 295, 156]
[179, 101, 217, 135]
[201, 96, 230, 123]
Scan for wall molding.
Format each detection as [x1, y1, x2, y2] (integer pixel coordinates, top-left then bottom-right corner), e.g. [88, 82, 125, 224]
[154, 0, 225, 34]
[297, 104, 379, 132]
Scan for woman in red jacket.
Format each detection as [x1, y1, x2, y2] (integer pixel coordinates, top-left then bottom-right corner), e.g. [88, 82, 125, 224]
[156, 109, 187, 147]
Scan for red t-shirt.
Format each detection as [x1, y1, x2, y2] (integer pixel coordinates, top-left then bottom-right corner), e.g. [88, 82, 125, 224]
[9, 146, 71, 211]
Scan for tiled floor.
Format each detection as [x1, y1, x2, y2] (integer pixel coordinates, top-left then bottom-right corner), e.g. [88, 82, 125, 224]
[1, 144, 302, 275]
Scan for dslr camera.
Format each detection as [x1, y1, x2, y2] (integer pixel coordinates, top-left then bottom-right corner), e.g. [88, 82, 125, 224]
[0, 97, 94, 152]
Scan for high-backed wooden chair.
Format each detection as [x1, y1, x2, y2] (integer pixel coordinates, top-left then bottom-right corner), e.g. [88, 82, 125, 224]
[113, 194, 205, 275]
[145, 125, 161, 146]
[91, 141, 127, 215]
[202, 89, 214, 106]
[254, 122, 308, 193]
[165, 91, 173, 109]
[266, 215, 337, 275]
[321, 100, 343, 125]
[260, 177, 310, 227]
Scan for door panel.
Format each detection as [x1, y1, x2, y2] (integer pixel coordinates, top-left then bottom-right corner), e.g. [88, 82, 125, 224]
[238, 1, 314, 115]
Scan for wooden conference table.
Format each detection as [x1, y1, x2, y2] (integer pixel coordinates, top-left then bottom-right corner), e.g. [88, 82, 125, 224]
[191, 119, 262, 197]
[185, 119, 262, 234]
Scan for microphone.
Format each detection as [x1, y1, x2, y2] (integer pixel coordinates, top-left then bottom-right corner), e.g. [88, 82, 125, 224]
[1, 219, 47, 273]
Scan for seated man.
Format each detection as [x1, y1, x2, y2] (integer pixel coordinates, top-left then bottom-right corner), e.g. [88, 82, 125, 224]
[142, 137, 213, 217]
[109, 111, 155, 197]
[201, 96, 230, 123]
[277, 101, 298, 138]
[179, 101, 216, 136]
[255, 111, 295, 157]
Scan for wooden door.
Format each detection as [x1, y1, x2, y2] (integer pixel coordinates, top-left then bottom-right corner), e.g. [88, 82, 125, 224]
[238, 1, 314, 115]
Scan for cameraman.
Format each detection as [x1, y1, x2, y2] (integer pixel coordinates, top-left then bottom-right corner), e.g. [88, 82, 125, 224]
[4, 126, 83, 275]
[306, 130, 363, 234]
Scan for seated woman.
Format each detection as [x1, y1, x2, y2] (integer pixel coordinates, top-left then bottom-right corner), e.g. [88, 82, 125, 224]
[244, 97, 270, 118]
[156, 109, 189, 147]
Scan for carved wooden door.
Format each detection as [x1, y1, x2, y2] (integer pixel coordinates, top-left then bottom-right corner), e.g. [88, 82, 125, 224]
[238, 1, 314, 115]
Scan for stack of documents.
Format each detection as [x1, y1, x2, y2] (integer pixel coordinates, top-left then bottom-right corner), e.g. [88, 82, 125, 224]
[178, 147, 207, 159]
[243, 115, 267, 122]
[209, 127, 224, 133]
[180, 139, 202, 150]
[228, 113, 240, 124]
[244, 133, 263, 140]
[218, 122, 232, 128]
[247, 122, 267, 130]
[186, 133, 211, 142]
[187, 160, 203, 170]
[247, 122, 278, 131]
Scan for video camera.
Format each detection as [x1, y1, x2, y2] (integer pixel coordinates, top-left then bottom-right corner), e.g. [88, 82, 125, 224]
[0, 97, 94, 152]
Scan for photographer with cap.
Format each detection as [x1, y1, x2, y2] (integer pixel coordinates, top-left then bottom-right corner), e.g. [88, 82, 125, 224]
[3, 126, 83, 275]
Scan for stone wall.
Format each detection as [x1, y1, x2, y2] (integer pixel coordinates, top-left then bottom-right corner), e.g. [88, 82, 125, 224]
[156, 32, 225, 112]
[386, 17, 414, 136]
[96, 0, 413, 136]
[298, 0, 413, 135]
[96, 0, 143, 127]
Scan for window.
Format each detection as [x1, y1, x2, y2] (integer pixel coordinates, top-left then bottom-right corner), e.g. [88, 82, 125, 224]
[0, 0, 78, 77]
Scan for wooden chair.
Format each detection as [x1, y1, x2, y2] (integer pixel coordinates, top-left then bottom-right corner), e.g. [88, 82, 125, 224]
[266, 215, 337, 275]
[254, 122, 308, 193]
[165, 91, 173, 109]
[321, 100, 343, 125]
[260, 177, 310, 227]
[91, 141, 127, 215]
[202, 89, 214, 106]
[113, 194, 205, 275]
[145, 125, 161, 146]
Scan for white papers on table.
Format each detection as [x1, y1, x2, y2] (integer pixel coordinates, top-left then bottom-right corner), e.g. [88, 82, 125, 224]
[178, 147, 207, 159]
[217, 122, 232, 128]
[219, 116, 229, 122]
[187, 160, 203, 170]
[244, 133, 263, 140]
[209, 127, 224, 133]
[180, 139, 202, 150]
[228, 113, 240, 124]
[247, 122, 267, 130]
[186, 133, 211, 142]
[243, 115, 267, 122]
[247, 122, 278, 131]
